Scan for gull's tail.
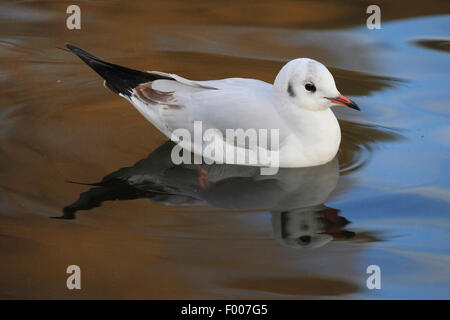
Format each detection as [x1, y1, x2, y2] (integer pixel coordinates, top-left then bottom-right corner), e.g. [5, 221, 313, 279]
[65, 43, 173, 96]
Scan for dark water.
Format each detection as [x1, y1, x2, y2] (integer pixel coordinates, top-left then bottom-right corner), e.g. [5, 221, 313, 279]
[0, 0, 449, 299]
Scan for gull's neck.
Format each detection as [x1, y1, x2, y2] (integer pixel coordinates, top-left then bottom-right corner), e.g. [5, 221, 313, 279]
[272, 93, 341, 166]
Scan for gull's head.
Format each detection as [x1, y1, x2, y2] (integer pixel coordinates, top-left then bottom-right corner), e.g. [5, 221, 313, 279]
[274, 58, 360, 112]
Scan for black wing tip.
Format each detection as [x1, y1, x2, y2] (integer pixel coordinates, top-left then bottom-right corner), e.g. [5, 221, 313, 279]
[65, 43, 78, 52]
[65, 43, 96, 58]
[65, 43, 94, 60]
[65, 43, 173, 96]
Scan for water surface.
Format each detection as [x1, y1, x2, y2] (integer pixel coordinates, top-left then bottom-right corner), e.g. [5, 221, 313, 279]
[0, 0, 449, 299]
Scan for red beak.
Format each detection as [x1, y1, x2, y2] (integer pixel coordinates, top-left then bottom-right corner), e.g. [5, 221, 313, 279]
[326, 94, 360, 111]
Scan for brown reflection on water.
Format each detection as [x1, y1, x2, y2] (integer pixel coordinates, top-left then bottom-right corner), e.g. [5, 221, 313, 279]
[0, 0, 443, 299]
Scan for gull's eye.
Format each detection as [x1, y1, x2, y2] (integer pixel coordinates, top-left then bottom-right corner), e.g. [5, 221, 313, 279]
[305, 82, 316, 93]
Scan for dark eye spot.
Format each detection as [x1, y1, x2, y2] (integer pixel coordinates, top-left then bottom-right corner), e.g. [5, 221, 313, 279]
[305, 82, 316, 92]
[298, 235, 311, 244]
[287, 82, 296, 97]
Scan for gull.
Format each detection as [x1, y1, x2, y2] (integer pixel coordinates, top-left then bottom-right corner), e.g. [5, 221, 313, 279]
[66, 44, 360, 168]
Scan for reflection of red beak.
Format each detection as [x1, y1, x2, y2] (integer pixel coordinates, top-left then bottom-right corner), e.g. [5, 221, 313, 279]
[326, 94, 360, 111]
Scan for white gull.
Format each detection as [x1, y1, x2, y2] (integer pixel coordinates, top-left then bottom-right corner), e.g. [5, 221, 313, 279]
[66, 44, 360, 168]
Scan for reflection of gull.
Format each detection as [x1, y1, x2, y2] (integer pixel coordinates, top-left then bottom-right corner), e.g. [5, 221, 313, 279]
[272, 206, 354, 249]
[66, 44, 359, 168]
[61, 141, 354, 249]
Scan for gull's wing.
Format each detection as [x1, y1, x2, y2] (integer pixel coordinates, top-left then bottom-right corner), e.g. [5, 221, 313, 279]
[150, 77, 283, 134]
[65, 44, 174, 95]
[65, 44, 208, 136]
[66, 44, 284, 137]
[66, 44, 287, 164]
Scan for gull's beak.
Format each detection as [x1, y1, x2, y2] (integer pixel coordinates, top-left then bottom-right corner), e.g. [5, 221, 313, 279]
[326, 94, 360, 111]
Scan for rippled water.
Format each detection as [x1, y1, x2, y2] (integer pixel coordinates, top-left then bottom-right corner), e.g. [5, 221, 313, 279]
[0, 1, 449, 299]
